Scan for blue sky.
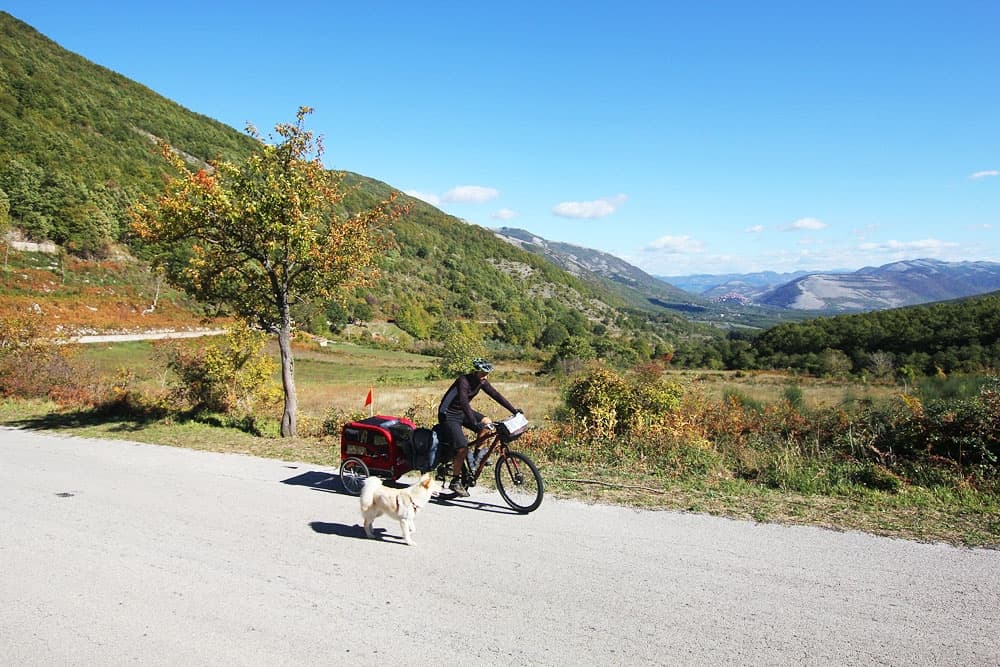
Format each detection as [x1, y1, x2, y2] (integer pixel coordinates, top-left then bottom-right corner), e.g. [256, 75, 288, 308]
[5, 1, 999, 276]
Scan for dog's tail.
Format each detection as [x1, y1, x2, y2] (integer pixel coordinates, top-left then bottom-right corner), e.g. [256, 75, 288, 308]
[359, 476, 382, 509]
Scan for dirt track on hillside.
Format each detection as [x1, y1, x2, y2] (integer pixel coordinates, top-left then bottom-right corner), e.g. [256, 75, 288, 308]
[69, 329, 226, 344]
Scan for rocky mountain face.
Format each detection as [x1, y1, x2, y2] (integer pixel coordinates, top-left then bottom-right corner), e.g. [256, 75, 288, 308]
[492, 227, 702, 309]
[757, 259, 1000, 311]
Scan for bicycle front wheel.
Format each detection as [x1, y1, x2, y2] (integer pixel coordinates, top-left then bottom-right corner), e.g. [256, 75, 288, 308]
[495, 451, 544, 513]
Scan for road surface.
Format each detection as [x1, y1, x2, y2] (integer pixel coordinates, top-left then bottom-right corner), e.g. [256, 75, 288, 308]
[1, 427, 997, 665]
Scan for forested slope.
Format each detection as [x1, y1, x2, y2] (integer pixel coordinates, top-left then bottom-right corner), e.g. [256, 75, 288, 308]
[750, 291, 1000, 375]
[0, 12, 257, 255]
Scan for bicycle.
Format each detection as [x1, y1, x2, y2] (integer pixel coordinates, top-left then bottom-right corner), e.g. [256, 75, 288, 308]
[435, 415, 544, 513]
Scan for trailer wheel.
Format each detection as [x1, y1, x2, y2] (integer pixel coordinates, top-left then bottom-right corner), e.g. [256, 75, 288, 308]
[339, 457, 370, 496]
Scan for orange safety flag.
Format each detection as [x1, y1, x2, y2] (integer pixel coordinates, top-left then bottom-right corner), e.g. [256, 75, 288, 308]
[364, 387, 373, 407]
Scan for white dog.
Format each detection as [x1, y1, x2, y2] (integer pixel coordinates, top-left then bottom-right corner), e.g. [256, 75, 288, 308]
[359, 473, 433, 546]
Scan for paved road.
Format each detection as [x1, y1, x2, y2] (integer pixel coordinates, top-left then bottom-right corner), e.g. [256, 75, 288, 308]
[2, 427, 998, 666]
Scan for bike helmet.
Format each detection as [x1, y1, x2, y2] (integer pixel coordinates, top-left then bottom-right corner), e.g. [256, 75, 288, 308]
[471, 357, 494, 373]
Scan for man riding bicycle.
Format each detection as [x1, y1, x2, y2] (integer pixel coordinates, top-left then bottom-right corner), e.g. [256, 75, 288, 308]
[438, 358, 521, 497]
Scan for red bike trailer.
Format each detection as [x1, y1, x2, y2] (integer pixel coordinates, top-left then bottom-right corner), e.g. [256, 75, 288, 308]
[338, 415, 418, 495]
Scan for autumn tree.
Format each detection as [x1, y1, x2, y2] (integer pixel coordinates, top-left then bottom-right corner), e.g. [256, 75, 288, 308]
[131, 107, 402, 436]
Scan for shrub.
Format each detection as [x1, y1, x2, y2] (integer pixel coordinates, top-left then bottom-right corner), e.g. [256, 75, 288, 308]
[918, 373, 989, 401]
[833, 383, 1000, 483]
[722, 388, 763, 413]
[563, 363, 683, 441]
[163, 323, 280, 419]
[0, 309, 108, 404]
[322, 407, 368, 437]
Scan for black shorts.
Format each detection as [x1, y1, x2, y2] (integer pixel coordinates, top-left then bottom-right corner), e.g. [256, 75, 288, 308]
[438, 411, 485, 450]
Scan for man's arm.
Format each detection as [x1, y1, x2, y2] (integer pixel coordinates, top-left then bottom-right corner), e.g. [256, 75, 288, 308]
[482, 379, 517, 413]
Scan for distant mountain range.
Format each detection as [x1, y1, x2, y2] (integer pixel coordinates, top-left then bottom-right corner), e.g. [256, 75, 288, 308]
[754, 259, 1000, 311]
[660, 271, 817, 299]
[495, 227, 1000, 314]
[677, 258, 1000, 312]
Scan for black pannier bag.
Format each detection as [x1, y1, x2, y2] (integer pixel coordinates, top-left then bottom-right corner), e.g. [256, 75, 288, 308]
[410, 427, 440, 472]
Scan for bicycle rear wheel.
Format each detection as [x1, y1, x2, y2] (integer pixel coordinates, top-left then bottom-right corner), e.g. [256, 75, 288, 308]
[494, 451, 544, 513]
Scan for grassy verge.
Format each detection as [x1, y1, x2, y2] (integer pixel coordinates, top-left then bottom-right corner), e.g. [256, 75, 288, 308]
[3, 398, 997, 549]
[539, 459, 999, 548]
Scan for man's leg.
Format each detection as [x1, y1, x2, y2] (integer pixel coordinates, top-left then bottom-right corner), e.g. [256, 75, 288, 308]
[451, 446, 467, 478]
[442, 419, 471, 496]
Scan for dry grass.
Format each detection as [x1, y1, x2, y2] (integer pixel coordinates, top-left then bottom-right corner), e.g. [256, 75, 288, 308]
[670, 369, 902, 408]
[534, 460, 998, 548]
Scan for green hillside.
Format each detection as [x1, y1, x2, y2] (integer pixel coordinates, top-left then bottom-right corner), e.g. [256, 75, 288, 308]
[0, 12, 257, 255]
[0, 11, 696, 362]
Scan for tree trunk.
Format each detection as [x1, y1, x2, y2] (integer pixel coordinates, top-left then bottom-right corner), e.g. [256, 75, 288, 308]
[277, 313, 297, 437]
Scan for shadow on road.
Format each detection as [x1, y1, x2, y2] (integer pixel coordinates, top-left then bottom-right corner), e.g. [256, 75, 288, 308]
[431, 492, 523, 515]
[7, 408, 264, 435]
[281, 470, 419, 495]
[309, 522, 414, 545]
[309, 521, 364, 538]
[282, 471, 526, 516]
[280, 470, 345, 494]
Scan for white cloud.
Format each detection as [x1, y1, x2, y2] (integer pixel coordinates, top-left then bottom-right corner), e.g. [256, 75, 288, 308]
[643, 235, 705, 253]
[405, 190, 440, 206]
[786, 217, 828, 231]
[745, 225, 765, 233]
[552, 194, 627, 219]
[970, 170, 999, 180]
[491, 208, 517, 220]
[442, 185, 499, 203]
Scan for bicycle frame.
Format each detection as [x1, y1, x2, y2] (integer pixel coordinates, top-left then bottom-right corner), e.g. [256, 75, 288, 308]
[439, 428, 519, 486]
[434, 420, 544, 512]
[464, 429, 505, 482]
